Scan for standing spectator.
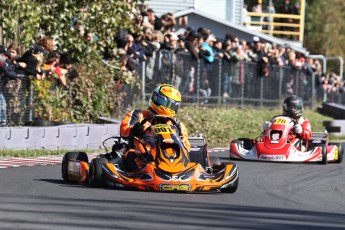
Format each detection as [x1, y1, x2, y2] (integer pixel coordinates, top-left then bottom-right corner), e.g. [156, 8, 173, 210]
[183, 30, 200, 98]
[278, 0, 294, 35]
[145, 30, 163, 83]
[251, 1, 262, 24]
[160, 32, 179, 83]
[262, 2, 276, 31]
[5, 44, 27, 125]
[36, 36, 55, 52]
[160, 32, 179, 51]
[16, 44, 46, 80]
[212, 38, 224, 59]
[249, 37, 269, 78]
[198, 32, 215, 103]
[85, 31, 98, 43]
[127, 33, 146, 62]
[161, 13, 176, 33]
[0, 46, 20, 127]
[146, 8, 164, 31]
[7, 43, 21, 61]
[45, 50, 68, 87]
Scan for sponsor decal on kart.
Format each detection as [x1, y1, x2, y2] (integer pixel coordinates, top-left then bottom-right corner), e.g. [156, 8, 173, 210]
[153, 124, 173, 134]
[273, 117, 290, 125]
[159, 184, 191, 191]
[312, 140, 322, 144]
[259, 155, 286, 160]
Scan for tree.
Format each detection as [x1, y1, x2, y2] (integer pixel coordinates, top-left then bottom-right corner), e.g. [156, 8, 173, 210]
[0, 0, 144, 62]
[304, 0, 345, 74]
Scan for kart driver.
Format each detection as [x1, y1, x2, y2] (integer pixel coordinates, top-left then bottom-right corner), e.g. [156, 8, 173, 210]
[120, 84, 191, 171]
[264, 95, 312, 148]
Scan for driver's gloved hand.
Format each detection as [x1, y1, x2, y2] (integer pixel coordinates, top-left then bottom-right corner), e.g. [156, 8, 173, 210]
[262, 121, 271, 130]
[132, 122, 144, 138]
[294, 124, 303, 134]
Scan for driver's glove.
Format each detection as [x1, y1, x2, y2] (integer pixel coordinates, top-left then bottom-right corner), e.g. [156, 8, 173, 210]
[262, 121, 271, 130]
[132, 122, 144, 138]
[294, 124, 303, 134]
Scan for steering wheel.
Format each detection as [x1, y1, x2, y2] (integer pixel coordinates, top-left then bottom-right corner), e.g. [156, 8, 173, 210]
[140, 115, 182, 135]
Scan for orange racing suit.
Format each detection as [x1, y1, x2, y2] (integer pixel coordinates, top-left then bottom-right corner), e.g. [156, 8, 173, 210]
[120, 109, 191, 160]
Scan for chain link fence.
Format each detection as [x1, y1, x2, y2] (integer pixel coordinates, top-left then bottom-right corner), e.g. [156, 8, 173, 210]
[140, 50, 325, 108]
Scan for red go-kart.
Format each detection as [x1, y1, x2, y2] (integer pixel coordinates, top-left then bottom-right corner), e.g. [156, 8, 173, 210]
[230, 115, 344, 164]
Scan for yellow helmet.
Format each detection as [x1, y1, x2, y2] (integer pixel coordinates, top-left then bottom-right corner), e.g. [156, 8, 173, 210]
[148, 84, 181, 116]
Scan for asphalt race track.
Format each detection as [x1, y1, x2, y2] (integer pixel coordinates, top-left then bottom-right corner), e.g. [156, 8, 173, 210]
[0, 150, 345, 230]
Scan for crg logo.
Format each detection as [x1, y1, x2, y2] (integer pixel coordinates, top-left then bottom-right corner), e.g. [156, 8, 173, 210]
[260, 155, 286, 160]
[159, 184, 191, 191]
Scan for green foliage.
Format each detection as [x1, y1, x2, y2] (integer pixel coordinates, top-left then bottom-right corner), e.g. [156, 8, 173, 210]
[67, 55, 140, 122]
[0, 0, 144, 62]
[31, 76, 71, 121]
[304, 0, 345, 73]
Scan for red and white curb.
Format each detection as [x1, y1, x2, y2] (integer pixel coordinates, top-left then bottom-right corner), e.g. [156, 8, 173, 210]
[0, 148, 229, 169]
[0, 156, 64, 169]
[0, 154, 99, 169]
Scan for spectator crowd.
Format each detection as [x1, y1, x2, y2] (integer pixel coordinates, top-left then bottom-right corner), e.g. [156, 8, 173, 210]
[0, 36, 78, 127]
[0, 6, 344, 126]
[113, 7, 345, 99]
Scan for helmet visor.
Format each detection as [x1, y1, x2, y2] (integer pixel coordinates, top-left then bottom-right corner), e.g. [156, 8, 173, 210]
[152, 92, 180, 113]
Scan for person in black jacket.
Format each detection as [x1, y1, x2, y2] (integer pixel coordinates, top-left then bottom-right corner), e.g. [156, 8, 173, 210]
[16, 44, 46, 80]
[0, 46, 20, 127]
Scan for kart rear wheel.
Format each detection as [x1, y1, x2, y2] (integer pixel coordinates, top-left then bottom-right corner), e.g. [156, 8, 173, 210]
[335, 143, 344, 163]
[220, 177, 239, 193]
[89, 157, 108, 187]
[318, 144, 327, 165]
[61, 152, 88, 182]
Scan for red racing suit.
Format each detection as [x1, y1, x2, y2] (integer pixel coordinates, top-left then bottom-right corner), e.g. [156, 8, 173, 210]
[287, 116, 312, 144]
[120, 109, 191, 153]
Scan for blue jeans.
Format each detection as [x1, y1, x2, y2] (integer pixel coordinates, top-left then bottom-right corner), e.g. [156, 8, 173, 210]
[0, 92, 7, 125]
[223, 72, 233, 96]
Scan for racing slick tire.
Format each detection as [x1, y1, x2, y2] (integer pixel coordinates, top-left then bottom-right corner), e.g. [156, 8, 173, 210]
[61, 152, 88, 182]
[89, 157, 108, 187]
[220, 177, 239, 193]
[335, 143, 344, 164]
[318, 144, 328, 165]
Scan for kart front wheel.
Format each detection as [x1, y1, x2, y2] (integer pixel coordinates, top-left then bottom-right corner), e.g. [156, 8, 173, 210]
[220, 177, 239, 193]
[318, 144, 327, 165]
[89, 157, 108, 187]
[335, 143, 344, 163]
[61, 152, 88, 182]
